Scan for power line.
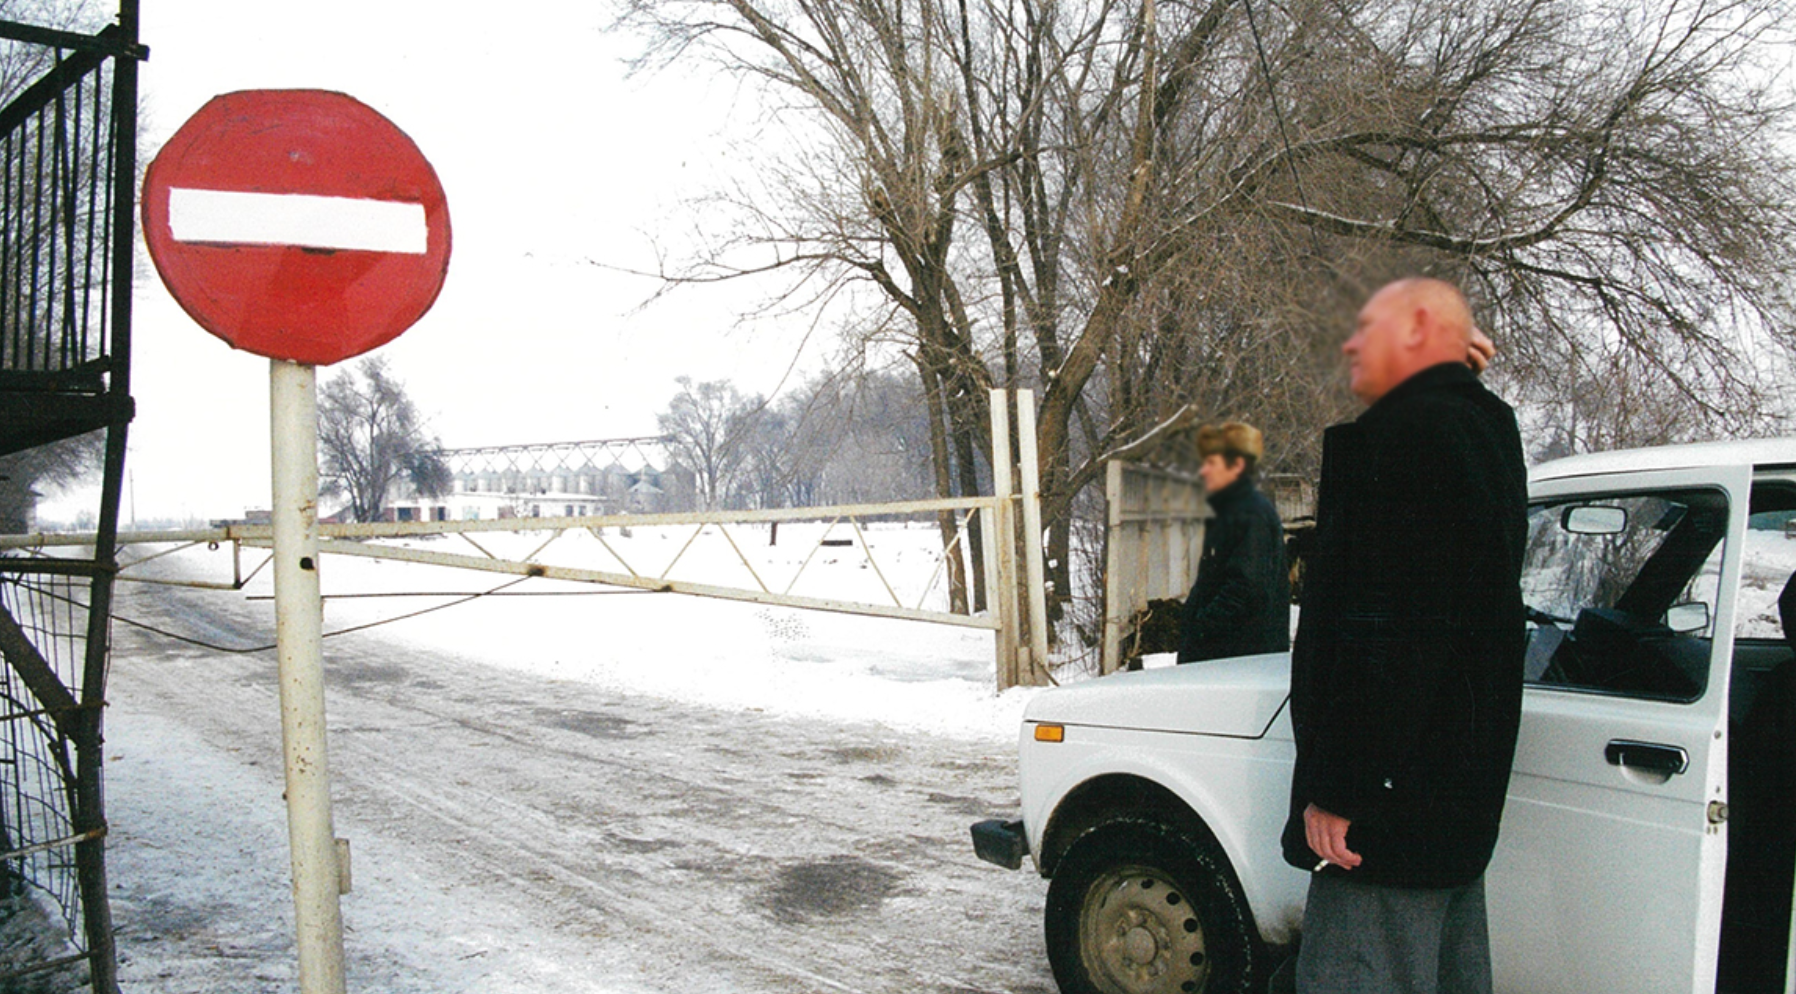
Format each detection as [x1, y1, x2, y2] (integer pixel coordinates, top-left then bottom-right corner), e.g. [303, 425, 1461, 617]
[1240, 0, 1318, 236]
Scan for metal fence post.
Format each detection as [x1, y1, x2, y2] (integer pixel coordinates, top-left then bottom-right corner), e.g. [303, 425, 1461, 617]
[269, 360, 347, 994]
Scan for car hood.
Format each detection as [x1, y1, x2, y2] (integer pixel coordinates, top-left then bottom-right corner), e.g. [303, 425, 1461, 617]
[1024, 652, 1292, 738]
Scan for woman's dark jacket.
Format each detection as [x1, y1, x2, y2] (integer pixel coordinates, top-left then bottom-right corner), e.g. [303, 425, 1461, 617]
[1178, 476, 1290, 663]
[1280, 363, 1529, 889]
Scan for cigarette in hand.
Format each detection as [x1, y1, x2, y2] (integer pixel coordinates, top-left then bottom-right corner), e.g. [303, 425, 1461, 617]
[1314, 859, 1330, 872]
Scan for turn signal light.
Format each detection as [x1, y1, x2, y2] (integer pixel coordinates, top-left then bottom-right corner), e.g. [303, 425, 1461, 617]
[1034, 724, 1065, 743]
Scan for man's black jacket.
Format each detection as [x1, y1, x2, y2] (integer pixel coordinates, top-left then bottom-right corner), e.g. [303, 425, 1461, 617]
[1280, 363, 1529, 889]
[1178, 476, 1290, 663]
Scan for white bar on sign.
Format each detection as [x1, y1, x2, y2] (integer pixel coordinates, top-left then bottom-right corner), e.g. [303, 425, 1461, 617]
[168, 188, 428, 254]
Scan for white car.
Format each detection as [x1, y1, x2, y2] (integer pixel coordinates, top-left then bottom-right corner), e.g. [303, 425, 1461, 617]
[974, 438, 1796, 994]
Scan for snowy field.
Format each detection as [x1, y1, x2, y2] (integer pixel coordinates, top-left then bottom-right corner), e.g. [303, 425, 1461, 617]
[1738, 526, 1796, 637]
[92, 523, 1062, 992]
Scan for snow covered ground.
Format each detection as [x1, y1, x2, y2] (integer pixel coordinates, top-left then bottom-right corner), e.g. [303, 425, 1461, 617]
[79, 519, 1796, 990]
[308, 521, 1050, 738]
[1738, 526, 1796, 637]
[97, 524, 1062, 993]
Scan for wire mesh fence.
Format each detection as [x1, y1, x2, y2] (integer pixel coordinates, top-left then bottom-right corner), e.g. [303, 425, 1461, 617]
[0, 567, 97, 991]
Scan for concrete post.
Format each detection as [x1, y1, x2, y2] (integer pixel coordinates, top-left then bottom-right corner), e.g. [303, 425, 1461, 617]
[988, 390, 1018, 689]
[1015, 390, 1051, 685]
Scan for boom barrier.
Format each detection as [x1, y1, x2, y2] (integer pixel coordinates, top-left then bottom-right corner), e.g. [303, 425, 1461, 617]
[3, 391, 1055, 689]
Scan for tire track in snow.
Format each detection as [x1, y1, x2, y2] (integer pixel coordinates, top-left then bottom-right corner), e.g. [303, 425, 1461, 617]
[104, 558, 1055, 994]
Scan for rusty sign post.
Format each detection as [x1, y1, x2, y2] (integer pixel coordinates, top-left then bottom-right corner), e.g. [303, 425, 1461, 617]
[141, 90, 451, 994]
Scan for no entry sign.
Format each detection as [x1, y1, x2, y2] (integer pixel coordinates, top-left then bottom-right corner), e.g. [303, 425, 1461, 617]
[142, 90, 451, 365]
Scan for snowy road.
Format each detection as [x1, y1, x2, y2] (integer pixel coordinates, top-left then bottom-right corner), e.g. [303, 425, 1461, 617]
[100, 547, 1055, 993]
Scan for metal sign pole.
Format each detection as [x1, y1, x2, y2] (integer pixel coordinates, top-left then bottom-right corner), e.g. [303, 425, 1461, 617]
[142, 92, 442, 990]
[269, 359, 347, 994]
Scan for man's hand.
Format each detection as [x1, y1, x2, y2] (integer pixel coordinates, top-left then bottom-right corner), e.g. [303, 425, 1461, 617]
[1467, 327, 1496, 373]
[1303, 804, 1362, 869]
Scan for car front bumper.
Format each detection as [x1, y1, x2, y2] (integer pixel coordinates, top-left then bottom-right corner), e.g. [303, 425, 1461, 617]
[969, 818, 1029, 871]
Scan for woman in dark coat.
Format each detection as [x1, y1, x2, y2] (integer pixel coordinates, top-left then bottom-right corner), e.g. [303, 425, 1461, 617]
[1177, 422, 1291, 663]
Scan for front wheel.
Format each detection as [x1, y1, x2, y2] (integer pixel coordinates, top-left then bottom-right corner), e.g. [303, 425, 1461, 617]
[1045, 819, 1260, 994]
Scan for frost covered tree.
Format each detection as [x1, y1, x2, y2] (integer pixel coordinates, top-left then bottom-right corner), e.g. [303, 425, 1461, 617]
[317, 357, 448, 522]
[657, 376, 761, 510]
[620, 0, 1796, 620]
[0, 432, 98, 531]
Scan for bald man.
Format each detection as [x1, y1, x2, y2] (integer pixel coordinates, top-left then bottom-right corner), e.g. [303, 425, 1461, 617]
[1281, 278, 1528, 994]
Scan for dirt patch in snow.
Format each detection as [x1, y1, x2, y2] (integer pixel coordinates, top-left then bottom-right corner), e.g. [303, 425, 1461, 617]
[760, 856, 904, 924]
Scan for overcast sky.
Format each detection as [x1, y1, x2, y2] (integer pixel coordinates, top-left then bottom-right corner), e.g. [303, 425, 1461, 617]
[47, 1, 812, 524]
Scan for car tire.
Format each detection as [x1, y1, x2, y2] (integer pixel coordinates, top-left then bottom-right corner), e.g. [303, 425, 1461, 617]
[1045, 818, 1260, 994]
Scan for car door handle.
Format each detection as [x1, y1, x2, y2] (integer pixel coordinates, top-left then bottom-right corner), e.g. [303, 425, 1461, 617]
[1605, 740, 1689, 776]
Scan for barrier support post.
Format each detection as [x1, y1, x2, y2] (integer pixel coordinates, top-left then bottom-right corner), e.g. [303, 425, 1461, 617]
[1015, 391, 1051, 685]
[989, 390, 1019, 690]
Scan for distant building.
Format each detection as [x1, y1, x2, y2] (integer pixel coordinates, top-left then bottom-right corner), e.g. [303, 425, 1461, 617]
[382, 438, 697, 522]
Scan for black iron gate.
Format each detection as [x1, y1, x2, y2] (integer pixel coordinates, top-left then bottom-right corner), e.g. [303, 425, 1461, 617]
[0, 4, 141, 992]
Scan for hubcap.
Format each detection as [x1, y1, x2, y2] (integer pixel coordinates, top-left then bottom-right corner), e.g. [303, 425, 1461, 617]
[1078, 864, 1209, 994]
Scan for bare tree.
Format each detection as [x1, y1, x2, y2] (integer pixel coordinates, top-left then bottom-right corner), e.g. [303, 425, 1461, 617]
[774, 366, 936, 505]
[738, 406, 795, 509]
[0, 431, 99, 531]
[771, 386, 833, 507]
[620, 0, 1796, 627]
[317, 357, 446, 523]
[0, 1, 110, 94]
[658, 376, 760, 509]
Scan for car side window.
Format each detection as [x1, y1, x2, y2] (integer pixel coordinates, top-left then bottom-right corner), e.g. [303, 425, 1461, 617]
[1521, 489, 1728, 701]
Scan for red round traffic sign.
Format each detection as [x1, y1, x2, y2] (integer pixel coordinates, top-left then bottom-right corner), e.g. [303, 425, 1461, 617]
[142, 90, 451, 365]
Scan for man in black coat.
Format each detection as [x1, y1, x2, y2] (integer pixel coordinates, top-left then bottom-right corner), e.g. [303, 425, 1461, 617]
[1177, 421, 1290, 663]
[1282, 278, 1528, 994]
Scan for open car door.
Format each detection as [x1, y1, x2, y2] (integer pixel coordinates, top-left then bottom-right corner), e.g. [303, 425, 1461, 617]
[1488, 462, 1750, 993]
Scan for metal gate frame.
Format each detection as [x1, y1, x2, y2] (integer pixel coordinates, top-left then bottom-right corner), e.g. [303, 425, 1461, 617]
[4, 390, 1055, 691]
[0, 6, 144, 992]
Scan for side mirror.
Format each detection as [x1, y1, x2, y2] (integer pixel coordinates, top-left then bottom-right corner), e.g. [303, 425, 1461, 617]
[1563, 505, 1629, 535]
[1666, 602, 1710, 634]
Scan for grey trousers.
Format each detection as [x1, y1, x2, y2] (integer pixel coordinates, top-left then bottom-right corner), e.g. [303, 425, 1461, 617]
[1295, 873, 1492, 994]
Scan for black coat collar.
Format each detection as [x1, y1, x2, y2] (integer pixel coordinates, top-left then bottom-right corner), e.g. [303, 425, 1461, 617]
[1206, 474, 1257, 514]
[1359, 362, 1482, 422]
